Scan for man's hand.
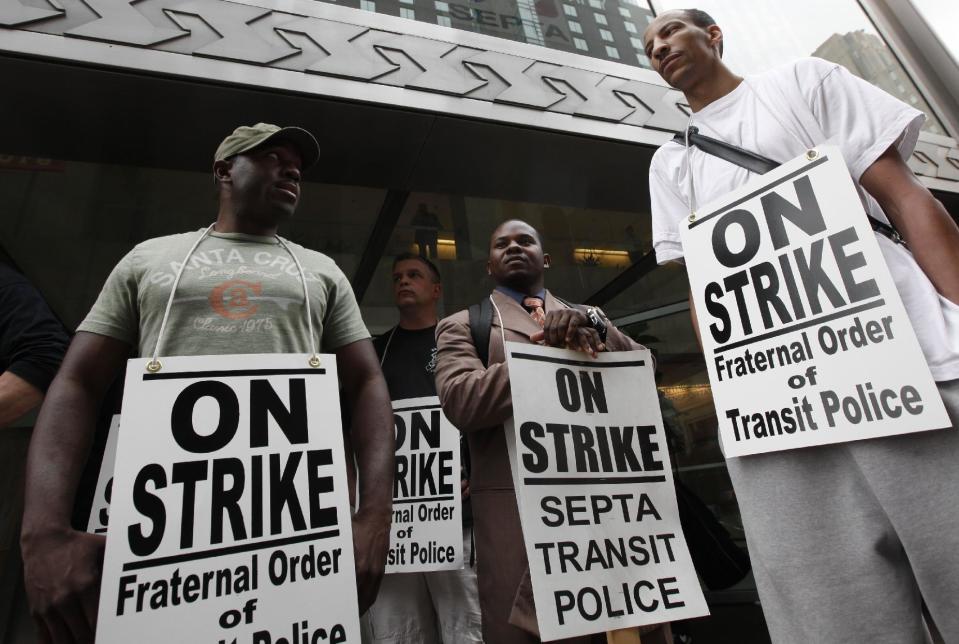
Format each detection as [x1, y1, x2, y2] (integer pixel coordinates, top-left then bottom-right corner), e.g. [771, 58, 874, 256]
[21, 333, 129, 643]
[531, 309, 605, 357]
[22, 528, 105, 644]
[351, 511, 390, 614]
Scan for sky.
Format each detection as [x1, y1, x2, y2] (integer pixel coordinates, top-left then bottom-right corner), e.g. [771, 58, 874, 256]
[649, 0, 883, 75]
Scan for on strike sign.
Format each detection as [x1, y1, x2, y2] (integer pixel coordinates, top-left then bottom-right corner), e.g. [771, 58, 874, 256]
[87, 414, 121, 535]
[386, 397, 462, 573]
[680, 146, 949, 457]
[96, 354, 359, 643]
[505, 343, 708, 641]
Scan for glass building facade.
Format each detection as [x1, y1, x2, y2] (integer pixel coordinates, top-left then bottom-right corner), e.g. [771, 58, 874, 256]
[1, 0, 958, 641]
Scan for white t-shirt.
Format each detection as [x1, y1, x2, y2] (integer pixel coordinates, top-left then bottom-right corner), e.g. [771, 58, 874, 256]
[649, 57, 959, 381]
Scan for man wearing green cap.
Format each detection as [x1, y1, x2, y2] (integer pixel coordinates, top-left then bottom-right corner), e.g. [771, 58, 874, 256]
[20, 123, 395, 643]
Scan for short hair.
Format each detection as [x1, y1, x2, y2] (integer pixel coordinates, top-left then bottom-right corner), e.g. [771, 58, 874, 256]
[393, 252, 441, 283]
[683, 8, 722, 56]
[491, 219, 544, 247]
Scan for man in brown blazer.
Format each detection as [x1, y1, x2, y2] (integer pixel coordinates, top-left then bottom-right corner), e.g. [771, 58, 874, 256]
[435, 220, 663, 643]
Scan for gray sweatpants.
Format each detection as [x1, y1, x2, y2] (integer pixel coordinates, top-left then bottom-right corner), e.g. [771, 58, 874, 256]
[726, 379, 959, 643]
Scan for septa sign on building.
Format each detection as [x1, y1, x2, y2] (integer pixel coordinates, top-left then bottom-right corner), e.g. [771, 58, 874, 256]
[96, 354, 360, 643]
[505, 344, 708, 641]
[680, 146, 950, 457]
[386, 397, 462, 573]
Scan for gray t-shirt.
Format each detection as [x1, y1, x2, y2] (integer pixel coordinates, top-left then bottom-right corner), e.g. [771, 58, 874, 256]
[79, 230, 370, 358]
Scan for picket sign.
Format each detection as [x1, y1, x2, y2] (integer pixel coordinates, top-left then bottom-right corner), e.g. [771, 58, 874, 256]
[680, 145, 950, 457]
[95, 353, 360, 643]
[87, 414, 120, 535]
[385, 396, 462, 574]
[504, 343, 708, 641]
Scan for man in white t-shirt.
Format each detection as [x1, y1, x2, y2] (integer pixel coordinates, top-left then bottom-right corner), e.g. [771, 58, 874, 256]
[643, 9, 959, 643]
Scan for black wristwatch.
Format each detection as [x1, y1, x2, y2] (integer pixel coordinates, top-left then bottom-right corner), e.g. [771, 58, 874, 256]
[585, 307, 608, 343]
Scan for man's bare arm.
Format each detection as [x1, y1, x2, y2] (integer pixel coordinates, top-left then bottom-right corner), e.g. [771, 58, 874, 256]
[0, 371, 44, 429]
[336, 338, 394, 614]
[861, 144, 959, 304]
[20, 332, 130, 644]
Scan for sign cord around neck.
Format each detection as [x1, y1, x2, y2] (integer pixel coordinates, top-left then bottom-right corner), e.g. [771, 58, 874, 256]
[147, 223, 215, 373]
[146, 224, 321, 373]
[488, 294, 507, 353]
[742, 78, 816, 157]
[683, 80, 819, 223]
[683, 113, 698, 220]
[274, 234, 321, 368]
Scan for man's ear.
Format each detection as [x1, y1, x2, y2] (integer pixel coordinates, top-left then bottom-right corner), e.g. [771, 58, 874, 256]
[707, 25, 723, 57]
[486, 259, 492, 276]
[213, 159, 233, 183]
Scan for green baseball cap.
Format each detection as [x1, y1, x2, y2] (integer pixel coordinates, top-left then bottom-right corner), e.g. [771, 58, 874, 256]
[214, 123, 320, 169]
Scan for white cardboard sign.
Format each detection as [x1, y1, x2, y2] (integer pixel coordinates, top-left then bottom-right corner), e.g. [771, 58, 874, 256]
[680, 146, 950, 457]
[385, 396, 462, 574]
[87, 414, 121, 535]
[96, 354, 360, 643]
[505, 343, 708, 641]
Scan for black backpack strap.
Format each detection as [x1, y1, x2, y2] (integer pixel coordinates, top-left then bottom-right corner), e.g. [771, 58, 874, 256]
[468, 297, 493, 368]
[674, 127, 908, 249]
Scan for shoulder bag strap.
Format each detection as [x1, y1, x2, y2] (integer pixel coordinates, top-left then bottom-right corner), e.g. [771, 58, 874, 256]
[674, 127, 907, 248]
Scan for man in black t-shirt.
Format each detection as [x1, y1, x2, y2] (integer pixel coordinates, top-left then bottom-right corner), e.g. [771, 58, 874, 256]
[365, 253, 481, 644]
[0, 262, 69, 427]
[0, 261, 69, 638]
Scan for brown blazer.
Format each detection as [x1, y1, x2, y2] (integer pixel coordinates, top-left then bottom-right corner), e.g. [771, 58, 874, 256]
[435, 290, 647, 644]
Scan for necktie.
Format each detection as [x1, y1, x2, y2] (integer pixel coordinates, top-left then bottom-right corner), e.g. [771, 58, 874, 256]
[523, 296, 546, 328]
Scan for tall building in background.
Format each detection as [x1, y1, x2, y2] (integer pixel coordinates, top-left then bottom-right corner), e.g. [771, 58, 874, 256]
[344, 0, 655, 66]
[814, 30, 946, 135]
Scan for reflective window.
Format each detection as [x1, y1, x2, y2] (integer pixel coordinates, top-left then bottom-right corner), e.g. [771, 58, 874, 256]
[0, 159, 385, 331]
[599, 28, 614, 42]
[524, 24, 544, 44]
[605, 45, 620, 58]
[437, 15, 452, 26]
[651, 0, 948, 135]
[361, 193, 648, 333]
[574, 37, 589, 51]
[327, 0, 655, 68]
